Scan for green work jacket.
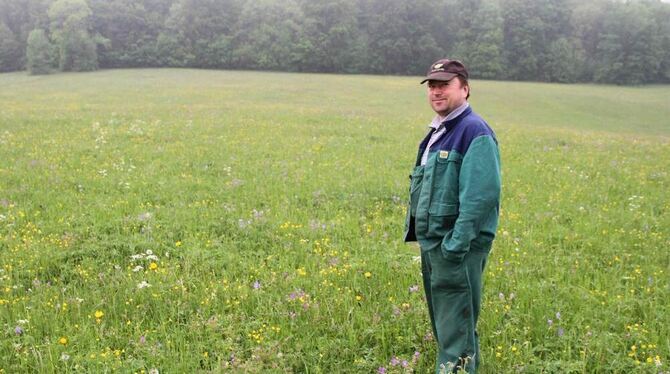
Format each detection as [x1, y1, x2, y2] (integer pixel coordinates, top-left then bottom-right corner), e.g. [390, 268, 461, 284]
[404, 107, 501, 262]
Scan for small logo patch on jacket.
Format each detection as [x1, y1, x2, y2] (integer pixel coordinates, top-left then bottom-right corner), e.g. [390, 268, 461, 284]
[439, 150, 449, 159]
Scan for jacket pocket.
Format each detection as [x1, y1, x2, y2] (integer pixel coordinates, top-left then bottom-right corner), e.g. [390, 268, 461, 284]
[432, 151, 461, 207]
[429, 247, 469, 290]
[427, 202, 458, 238]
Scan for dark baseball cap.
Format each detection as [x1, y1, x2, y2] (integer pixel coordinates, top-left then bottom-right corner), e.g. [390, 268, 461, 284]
[420, 59, 469, 84]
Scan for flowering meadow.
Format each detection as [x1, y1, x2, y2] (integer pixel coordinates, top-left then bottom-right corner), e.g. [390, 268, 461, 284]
[0, 70, 669, 373]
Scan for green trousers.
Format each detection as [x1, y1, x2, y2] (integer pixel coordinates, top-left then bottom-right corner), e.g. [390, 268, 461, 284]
[421, 245, 489, 374]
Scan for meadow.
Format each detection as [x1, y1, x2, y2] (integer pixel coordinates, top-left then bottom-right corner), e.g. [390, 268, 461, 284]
[0, 69, 668, 373]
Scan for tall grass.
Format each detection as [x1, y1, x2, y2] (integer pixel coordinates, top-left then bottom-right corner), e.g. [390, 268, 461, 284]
[0, 69, 668, 373]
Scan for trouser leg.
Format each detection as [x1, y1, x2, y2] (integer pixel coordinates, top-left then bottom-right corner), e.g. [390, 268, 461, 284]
[421, 250, 439, 342]
[424, 249, 488, 374]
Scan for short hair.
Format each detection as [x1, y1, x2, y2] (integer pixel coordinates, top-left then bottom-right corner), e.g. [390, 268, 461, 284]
[456, 76, 470, 100]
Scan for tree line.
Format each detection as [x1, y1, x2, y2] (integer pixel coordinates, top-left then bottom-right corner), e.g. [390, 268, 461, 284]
[1, 0, 669, 85]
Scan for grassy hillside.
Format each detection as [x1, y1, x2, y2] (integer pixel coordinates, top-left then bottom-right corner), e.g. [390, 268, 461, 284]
[0, 69, 668, 373]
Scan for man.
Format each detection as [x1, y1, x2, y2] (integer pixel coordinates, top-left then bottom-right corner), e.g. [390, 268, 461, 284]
[404, 59, 501, 373]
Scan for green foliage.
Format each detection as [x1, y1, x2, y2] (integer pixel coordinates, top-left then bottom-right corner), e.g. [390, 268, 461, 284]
[0, 69, 668, 372]
[26, 28, 55, 74]
[2, 0, 670, 82]
[452, 0, 504, 80]
[544, 38, 584, 83]
[231, 0, 308, 71]
[58, 25, 98, 71]
[0, 21, 23, 72]
[48, 0, 98, 71]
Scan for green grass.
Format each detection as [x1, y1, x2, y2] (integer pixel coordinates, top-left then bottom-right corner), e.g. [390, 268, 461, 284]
[0, 69, 668, 373]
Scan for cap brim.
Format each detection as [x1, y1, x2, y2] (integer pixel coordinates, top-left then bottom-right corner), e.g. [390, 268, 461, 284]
[420, 72, 458, 84]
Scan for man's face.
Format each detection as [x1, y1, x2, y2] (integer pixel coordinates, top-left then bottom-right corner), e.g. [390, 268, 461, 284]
[427, 78, 468, 117]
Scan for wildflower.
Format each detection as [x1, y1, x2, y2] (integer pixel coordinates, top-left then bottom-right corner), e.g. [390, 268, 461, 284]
[149, 262, 158, 271]
[60, 353, 70, 361]
[137, 281, 151, 289]
[390, 356, 400, 366]
[547, 319, 553, 326]
[409, 285, 419, 293]
[401, 360, 408, 368]
[58, 337, 68, 345]
[14, 326, 23, 335]
[252, 280, 261, 290]
[413, 351, 420, 362]
[95, 310, 104, 319]
[377, 367, 387, 374]
[149, 369, 159, 374]
[139, 335, 146, 344]
[557, 327, 565, 337]
[175, 241, 182, 247]
[133, 265, 143, 272]
[556, 312, 561, 320]
[364, 272, 372, 278]
[356, 295, 363, 301]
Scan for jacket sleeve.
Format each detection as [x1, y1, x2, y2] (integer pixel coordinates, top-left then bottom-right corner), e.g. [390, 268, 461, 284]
[442, 135, 501, 261]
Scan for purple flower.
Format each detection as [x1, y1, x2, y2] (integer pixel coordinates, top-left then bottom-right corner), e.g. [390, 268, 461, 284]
[253, 280, 261, 290]
[557, 327, 565, 337]
[413, 351, 420, 362]
[14, 326, 23, 335]
[401, 360, 409, 368]
[547, 319, 553, 326]
[390, 356, 400, 366]
[377, 367, 387, 374]
[139, 335, 146, 344]
[555, 312, 561, 320]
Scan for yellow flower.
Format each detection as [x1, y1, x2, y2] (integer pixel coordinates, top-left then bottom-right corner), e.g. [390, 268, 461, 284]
[175, 241, 182, 247]
[95, 310, 104, 319]
[58, 337, 68, 345]
[356, 295, 363, 301]
[364, 272, 372, 278]
[149, 262, 158, 270]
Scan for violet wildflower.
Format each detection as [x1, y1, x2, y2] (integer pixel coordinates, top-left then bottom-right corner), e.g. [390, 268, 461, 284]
[390, 356, 400, 366]
[557, 327, 565, 337]
[377, 367, 387, 374]
[14, 326, 23, 335]
[252, 280, 261, 290]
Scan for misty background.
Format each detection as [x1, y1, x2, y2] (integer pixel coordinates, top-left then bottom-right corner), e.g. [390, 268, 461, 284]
[1, 0, 669, 85]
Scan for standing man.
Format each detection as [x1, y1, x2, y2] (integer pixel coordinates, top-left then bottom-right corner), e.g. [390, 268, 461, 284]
[404, 59, 501, 373]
